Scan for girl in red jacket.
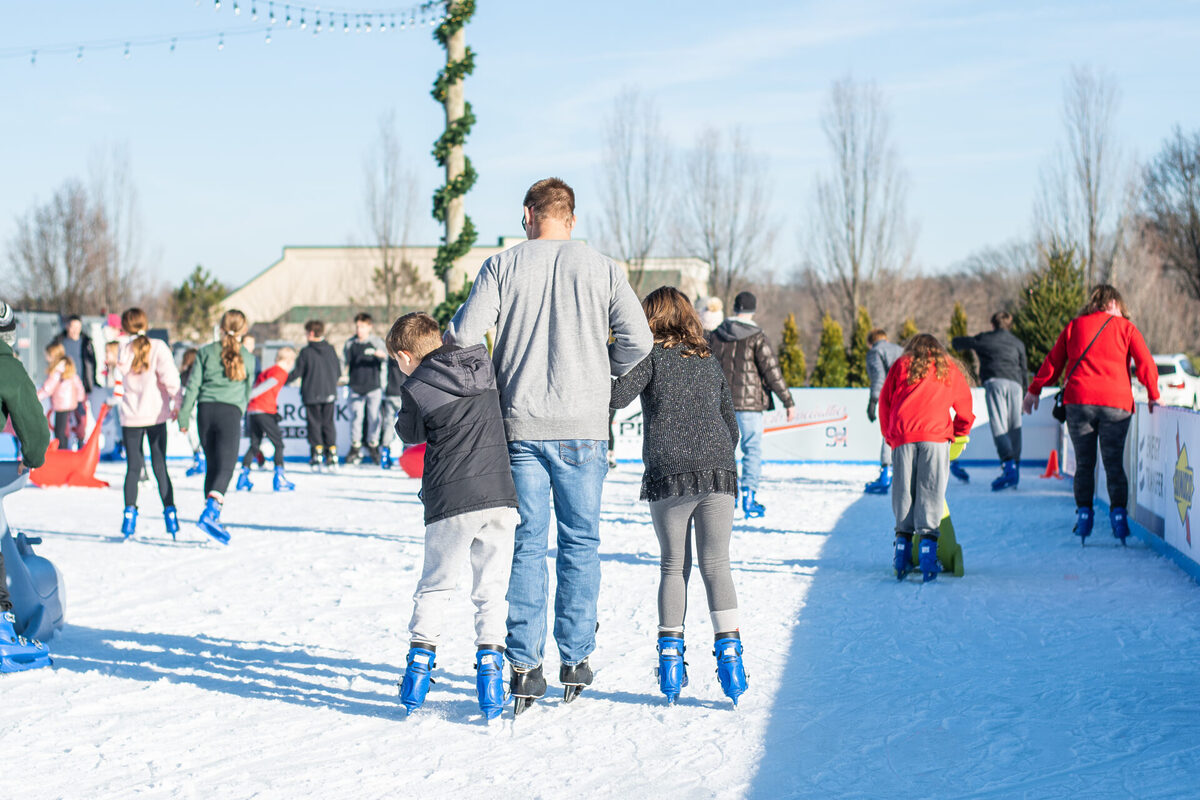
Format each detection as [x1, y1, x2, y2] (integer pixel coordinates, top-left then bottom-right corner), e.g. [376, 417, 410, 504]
[878, 334, 975, 581]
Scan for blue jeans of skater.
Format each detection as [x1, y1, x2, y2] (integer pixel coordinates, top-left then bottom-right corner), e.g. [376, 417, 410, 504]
[505, 439, 607, 670]
[348, 388, 382, 448]
[735, 412, 764, 490]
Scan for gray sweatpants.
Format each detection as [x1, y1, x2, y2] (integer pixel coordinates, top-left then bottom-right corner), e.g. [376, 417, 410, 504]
[880, 439, 893, 468]
[408, 506, 519, 648]
[984, 378, 1023, 463]
[891, 441, 950, 538]
[349, 388, 383, 448]
[648, 492, 739, 633]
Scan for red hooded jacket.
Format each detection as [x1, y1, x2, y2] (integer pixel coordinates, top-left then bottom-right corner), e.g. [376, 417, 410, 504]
[247, 365, 289, 415]
[879, 356, 975, 448]
[1028, 311, 1158, 411]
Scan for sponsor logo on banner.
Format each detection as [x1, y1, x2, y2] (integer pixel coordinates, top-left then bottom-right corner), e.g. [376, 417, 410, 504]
[1176, 426, 1194, 547]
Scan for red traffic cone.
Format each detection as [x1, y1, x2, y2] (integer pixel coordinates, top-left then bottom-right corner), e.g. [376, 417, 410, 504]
[1040, 449, 1062, 479]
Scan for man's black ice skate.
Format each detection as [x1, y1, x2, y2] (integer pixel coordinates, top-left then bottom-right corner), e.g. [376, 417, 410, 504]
[559, 659, 593, 703]
[346, 445, 362, 466]
[367, 445, 381, 465]
[510, 664, 546, 716]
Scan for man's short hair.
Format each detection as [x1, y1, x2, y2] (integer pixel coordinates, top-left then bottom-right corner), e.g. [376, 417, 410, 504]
[67, 314, 82, 324]
[304, 319, 325, 338]
[991, 311, 1013, 330]
[523, 177, 575, 224]
[354, 312, 373, 325]
[386, 312, 442, 361]
[867, 328, 888, 345]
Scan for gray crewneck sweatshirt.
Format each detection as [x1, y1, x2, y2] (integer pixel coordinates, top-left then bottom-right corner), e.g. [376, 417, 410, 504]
[446, 238, 653, 442]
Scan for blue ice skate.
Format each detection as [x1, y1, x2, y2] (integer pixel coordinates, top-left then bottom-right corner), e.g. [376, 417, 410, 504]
[185, 452, 205, 477]
[121, 506, 138, 540]
[380, 446, 393, 471]
[0, 610, 52, 673]
[741, 487, 765, 519]
[950, 462, 970, 484]
[1074, 506, 1094, 545]
[164, 506, 179, 540]
[197, 497, 230, 545]
[475, 646, 505, 721]
[893, 535, 913, 580]
[399, 645, 436, 714]
[714, 632, 747, 706]
[656, 633, 688, 704]
[1110, 506, 1130, 545]
[918, 536, 940, 582]
[864, 466, 891, 494]
[235, 467, 253, 492]
[991, 460, 1019, 492]
[272, 466, 295, 492]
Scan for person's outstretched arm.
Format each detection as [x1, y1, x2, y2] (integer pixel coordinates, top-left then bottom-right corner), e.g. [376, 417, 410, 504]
[446, 258, 501, 346]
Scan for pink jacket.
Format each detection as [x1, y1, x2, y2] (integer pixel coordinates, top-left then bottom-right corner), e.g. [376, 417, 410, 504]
[38, 364, 86, 413]
[113, 338, 182, 427]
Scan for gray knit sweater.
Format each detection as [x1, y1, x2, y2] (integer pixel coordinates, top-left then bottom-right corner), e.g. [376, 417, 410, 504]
[611, 343, 740, 501]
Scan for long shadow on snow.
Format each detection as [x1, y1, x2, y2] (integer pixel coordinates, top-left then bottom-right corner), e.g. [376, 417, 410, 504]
[225, 521, 424, 547]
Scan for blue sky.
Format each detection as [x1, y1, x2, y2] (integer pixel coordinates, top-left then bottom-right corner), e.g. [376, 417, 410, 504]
[3, 1, 1200, 291]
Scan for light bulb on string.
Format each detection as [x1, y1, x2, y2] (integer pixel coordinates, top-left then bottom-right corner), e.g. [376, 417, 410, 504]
[300, 12, 306, 29]
[269, 2, 275, 24]
[251, 3, 258, 20]
[170, 37, 177, 52]
[343, 14, 349, 32]
[391, 14, 397, 31]
[76, 46, 84, 62]
[285, 5, 292, 26]
[30, 50, 36, 66]
[123, 42, 131, 59]
[214, 0, 221, 9]
[234, 2, 240, 14]
[218, 33, 224, 50]
[266, 27, 272, 43]
[365, 16, 372, 33]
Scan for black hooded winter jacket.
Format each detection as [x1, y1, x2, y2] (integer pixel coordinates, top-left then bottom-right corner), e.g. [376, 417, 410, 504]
[706, 319, 795, 413]
[395, 343, 518, 525]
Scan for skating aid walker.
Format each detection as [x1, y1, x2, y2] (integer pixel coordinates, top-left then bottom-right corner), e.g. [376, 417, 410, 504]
[0, 460, 62, 672]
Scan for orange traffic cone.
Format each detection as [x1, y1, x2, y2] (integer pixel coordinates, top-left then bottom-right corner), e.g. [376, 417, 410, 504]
[30, 404, 111, 489]
[1040, 449, 1062, 479]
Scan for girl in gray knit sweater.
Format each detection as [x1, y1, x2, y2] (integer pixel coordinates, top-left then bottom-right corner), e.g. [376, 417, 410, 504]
[610, 286, 748, 706]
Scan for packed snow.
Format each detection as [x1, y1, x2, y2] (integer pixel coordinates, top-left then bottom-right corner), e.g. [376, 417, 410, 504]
[3, 459, 1199, 799]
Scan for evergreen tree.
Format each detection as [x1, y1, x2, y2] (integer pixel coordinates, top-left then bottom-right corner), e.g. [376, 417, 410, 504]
[846, 306, 872, 388]
[947, 301, 977, 382]
[898, 317, 919, 344]
[810, 313, 849, 387]
[171, 265, 228, 341]
[1013, 243, 1086, 374]
[778, 313, 807, 387]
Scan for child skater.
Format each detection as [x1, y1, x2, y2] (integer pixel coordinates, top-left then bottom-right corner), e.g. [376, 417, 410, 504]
[609, 286, 748, 706]
[37, 343, 86, 450]
[288, 320, 342, 472]
[111, 308, 182, 540]
[236, 347, 298, 492]
[178, 348, 206, 476]
[387, 312, 519, 721]
[178, 310, 254, 545]
[878, 333, 975, 582]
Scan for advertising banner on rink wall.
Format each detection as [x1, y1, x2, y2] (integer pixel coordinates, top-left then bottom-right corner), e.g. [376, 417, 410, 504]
[615, 387, 1063, 464]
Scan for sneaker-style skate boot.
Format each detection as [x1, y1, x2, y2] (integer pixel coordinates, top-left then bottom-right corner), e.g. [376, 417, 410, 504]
[510, 664, 547, 716]
[310, 447, 324, 473]
[398, 644, 436, 714]
[560, 659, 593, 703]
[236, 467, 253, 492]
[367, 445, 381, 466]
[273, 466, 295, 492]
[918, 535, 940, 582]
[949, 462, 970, 484]
[164, 506, 180, 540]
[0, 611, 52, 673]
[325, 446, 340, 472]
[197, 496, 231, 545]
[864, 465, 891, 494]
[741, 486, 765, 519]
[991, 460, 1019, 491]
[185, 452, 206, 477]
[346, 445, 363, 466]
[893, 534, 913, 580]
[714, 631, 748, 706]
[380, 446, 393, 470]
[1074, 506, 1094, 545]
[121, 506, 138, 540]
[475, 645, 505, 721]
[1110, 506, 1130, 545]
[656, 632, 688, 705]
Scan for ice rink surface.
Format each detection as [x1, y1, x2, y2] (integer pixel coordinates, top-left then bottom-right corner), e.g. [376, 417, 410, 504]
[3, 460, 1199, 799]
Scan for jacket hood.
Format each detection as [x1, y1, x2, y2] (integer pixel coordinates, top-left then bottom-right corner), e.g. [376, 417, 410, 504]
[411, 343, 494, 398]
[712, 319, 760, 342]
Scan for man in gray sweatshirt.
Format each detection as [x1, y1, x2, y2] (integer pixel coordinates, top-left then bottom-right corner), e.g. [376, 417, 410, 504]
[447, 177, 653, 710]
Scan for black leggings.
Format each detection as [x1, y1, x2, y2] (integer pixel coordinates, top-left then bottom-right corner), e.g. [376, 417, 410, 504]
[305, 402, 336, 450]
[198, 402, 244, 500]
[53, 412, 72, 448]
[242, 413, 285, 468]
[122, 424, 174, 508]
[1066, 404, 1133, 508]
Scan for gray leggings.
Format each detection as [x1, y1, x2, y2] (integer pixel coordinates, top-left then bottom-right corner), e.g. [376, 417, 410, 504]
[648, 492, 739, 633]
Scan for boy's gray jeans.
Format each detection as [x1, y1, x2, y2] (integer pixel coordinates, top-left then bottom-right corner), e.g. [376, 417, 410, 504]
[891, 441, 951, 538]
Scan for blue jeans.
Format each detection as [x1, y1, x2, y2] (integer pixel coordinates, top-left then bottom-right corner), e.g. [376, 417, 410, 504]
[735, 412, 764, 490]
[505, 439, 608, 669]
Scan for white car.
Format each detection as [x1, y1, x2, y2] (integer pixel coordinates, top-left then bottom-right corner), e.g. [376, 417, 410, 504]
[1132, 354, 1200, 409]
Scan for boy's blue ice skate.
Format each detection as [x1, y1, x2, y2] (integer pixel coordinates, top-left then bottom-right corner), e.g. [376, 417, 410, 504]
[950, 462, 970, 484]
[475, 645, 505, 721]
[399, 644, 436, 714]
[121, 506, 137, 540]
[1110, 506, 1130, 545]
[1074, 506, 1094, 545]
[741, 486, 765, 519]
[0, 610, 52, 673]
[164, 506, 179, 540]
[380, 446, 393, 470]
[656, 632, 688, 705]
[714, 632, 747, 706]
[235, 467, 253, 492]
[864, 465, 891, 494]
[918, 535, 940, 582]
[272, 466, 295, 492]
[185, 452, 205, 477]
[197, 497, 230, 545]
[893, 534, 913, 580]
[991, 460, 1019, 491]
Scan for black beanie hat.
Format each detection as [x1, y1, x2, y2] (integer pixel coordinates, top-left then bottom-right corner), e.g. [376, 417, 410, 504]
[733, 291, 757, 314]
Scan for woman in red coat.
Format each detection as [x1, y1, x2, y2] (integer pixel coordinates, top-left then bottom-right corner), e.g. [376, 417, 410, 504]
[1022, 285, 1159, 544]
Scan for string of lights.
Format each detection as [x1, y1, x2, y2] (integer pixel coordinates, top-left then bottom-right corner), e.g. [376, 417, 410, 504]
[1, 1, 448, 64]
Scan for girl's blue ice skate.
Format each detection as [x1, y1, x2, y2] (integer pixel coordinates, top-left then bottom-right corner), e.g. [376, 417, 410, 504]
[236, 467, 253, 492]
[185, 452, 206, 477]
[399, 645, 436, 714]
[475, 645, 505, 721]
[121, 506, 138, 540]
[272, 467, 295, 492]
[714, 632, 747, 706]
[197, 497, 230, 545]
[164, 506, 179, 540]
[656, 632, 688, 705]
[1074, 506, 1094, 545]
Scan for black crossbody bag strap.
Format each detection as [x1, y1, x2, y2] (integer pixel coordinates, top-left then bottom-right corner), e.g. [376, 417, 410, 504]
[1054, 317, 1113, 420]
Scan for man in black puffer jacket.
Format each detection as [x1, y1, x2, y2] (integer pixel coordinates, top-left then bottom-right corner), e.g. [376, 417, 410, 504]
[707, 291, 796, 518]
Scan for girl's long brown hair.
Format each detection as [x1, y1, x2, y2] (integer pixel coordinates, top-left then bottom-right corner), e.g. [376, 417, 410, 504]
[219, 309, 249, 382]
[45, 342, 78, 380]
[903, 333, 952, 385]
[1081, 284, 1130, 319]
[642, 286, 710, 358]
[121, 307, 152, 374]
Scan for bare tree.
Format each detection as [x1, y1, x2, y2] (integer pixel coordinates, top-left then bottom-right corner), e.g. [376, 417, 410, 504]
[596, 88, 672, 295]
[676, 126, 776, 307]
[809, 76, 914, 325]
[1140, 126, 1200, 301]
[90, 144, 149, 312]
[364, 111, 429, 320]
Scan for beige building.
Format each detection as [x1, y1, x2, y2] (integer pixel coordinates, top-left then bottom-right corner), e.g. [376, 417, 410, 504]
[223, 239, 711, 347]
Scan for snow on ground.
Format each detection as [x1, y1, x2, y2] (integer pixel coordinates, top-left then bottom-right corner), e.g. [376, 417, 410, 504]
[3, 460, 1199, 799]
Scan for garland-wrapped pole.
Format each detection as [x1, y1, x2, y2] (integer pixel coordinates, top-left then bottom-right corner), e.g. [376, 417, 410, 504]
[431, 0, 477, 324]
